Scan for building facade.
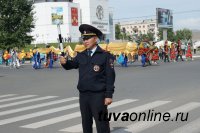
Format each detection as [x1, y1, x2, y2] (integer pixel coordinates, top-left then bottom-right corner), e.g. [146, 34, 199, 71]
[31, 0, 114, 44]
[119, 19, 159, 41]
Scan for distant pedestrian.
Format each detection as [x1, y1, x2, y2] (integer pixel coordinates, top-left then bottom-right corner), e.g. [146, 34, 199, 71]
[33, 49, 41, 69]
[151, 47, 159, 64]
[47, 50, 54, 69]
[121, 53, 128, 67]
[10, 49, 20, 68]
[181, 43, 186, 55]
[106, 38, 109, 45]
[170, 43, 176, 62]
[159, 46, 163, 60]
[164, 40, 170, 62]
[176, 40, 184, 62]
[67, 35, 72, 43]
[193, 47, 196, 54]
[117, 53, 124, 66]
[186, 43, 193, 60]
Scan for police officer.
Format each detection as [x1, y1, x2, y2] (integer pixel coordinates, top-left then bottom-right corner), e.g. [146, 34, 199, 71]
[60, 24, 115, 133]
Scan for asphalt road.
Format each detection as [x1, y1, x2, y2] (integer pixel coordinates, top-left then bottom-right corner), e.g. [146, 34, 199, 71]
[0, 58, 200, 133]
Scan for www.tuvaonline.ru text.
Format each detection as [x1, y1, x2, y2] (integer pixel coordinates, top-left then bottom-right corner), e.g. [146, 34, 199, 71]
[98, 109, 189, 122]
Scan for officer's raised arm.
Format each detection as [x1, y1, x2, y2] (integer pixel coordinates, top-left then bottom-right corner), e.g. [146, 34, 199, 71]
[60, 54, 79, 70]
[105, 53, 116, 98]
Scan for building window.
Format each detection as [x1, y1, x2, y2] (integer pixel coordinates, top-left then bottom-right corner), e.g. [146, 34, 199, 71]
[150, 24, 155, 27]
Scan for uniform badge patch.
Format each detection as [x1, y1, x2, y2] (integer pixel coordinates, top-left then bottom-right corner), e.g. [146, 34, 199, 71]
[109, 59, 114, 68]
[94, 65, 100, 72]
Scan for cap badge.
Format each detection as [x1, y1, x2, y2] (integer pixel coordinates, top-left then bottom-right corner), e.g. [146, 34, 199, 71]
[93, 65, 100, 72]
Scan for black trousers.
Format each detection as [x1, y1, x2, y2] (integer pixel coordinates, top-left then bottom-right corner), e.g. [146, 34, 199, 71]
[176, 54, 183, 61]
[159, 53, 163, 60]
[164, 53, 170, 62]
[194, 49, 196, 54]
[79, 92, 110, 133]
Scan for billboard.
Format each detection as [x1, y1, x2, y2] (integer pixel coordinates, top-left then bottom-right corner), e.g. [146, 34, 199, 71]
[71, 7, 78, 26]
[157, 8, 173, 28]
[51, 7, 63, 25]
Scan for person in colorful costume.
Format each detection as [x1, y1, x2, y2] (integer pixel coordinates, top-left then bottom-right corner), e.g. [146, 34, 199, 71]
[20, 50, 26, 64]
[33, 49, 41, 69]
[10, 49, 20, 68]
[170, 43, 176, 62]
[47, 50, 54, 69]
[186, 43, 193, 61]
[0, 54, 2, 65]
[122, 53, 128, 67]
[163, 41, 170, 62]
[138, 43, 146, 67]
[26, 49, 33, 63]
[176, 40, 184, 61]
[151, 47, 159, 64]
[117, 52, 125, 66]
[3, 50, 11, 66]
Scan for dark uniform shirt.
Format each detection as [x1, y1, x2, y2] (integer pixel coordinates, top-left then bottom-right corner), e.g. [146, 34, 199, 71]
[62, 45, 115, 98]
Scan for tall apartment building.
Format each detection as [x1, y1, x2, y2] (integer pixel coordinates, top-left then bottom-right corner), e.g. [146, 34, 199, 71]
[119, 19, 159, 41]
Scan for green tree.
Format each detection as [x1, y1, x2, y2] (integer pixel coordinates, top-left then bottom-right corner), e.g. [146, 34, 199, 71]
[146, 32, 154, 41]
[0, 0, 34, 49]
[158, 28, 175, 41]
[120, 32, 128, 41]
[115, 24, 121, 40]
[175, 28, 192, 42]
[135, 33, 143, 43]
[136, 32, 154, 42]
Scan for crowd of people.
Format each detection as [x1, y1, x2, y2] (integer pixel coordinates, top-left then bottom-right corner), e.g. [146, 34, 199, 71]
[0, 49, 28, 68]
[116, 40, 194, 67]
[0, 39, 197, 69]
[30, 49, 58, 69]
[0, 48, 58, 69]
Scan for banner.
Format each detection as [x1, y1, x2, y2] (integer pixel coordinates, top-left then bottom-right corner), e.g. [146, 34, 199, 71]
[71, 7, 78, 26]
[51, 7, 63, 25]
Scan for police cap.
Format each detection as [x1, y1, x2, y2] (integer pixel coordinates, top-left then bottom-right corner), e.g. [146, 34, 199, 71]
[79, 24, 103, 40]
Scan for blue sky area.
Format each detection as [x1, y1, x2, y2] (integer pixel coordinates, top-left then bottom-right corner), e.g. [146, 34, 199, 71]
[109, 0, 200, 30]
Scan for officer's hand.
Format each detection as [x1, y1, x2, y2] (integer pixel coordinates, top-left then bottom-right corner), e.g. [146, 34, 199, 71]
[60, 56, 66, 65]
[104, 98, 112, 105]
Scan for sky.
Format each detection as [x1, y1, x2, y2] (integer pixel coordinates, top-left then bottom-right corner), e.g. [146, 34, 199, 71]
[108, 0, 200, 30]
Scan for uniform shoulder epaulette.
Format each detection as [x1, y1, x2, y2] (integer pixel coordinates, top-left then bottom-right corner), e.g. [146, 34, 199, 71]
[104, 51, 112, 55]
